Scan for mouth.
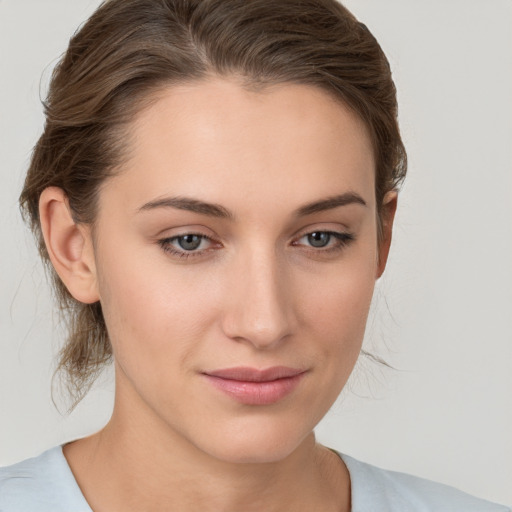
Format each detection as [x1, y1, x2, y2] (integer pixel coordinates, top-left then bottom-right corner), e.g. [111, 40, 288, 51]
[202, 366, 307, 405]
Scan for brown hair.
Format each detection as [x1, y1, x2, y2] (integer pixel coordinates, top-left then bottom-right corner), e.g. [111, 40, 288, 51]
[20, 0, 407, 405]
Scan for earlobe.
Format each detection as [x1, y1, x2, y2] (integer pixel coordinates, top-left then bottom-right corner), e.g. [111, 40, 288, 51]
[39, 187, 99, 304]
[376, 190, 398, 278]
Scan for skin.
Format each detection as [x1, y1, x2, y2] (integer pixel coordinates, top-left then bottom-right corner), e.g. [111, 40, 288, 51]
[40, 78, 396, 512]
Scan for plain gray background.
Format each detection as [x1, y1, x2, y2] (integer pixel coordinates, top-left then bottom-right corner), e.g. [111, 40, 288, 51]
[1, 0, 511, 506]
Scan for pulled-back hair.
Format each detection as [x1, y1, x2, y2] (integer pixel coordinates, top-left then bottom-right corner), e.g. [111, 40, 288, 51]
[20, 0, 407, 405]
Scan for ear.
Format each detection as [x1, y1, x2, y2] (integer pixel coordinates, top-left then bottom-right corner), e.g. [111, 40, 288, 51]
[39, 187, 99, 304]
[376, 190, 398, 278]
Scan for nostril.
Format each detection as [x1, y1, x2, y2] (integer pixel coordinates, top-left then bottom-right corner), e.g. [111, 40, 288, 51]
[222, 299, 294, 349]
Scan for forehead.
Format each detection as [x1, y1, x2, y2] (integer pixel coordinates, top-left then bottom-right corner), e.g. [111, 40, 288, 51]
[105, 78, 376, 216]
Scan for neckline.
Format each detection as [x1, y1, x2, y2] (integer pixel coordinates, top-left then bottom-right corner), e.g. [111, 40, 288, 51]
[56, 445, 357, 511]
[56, 445, 94, 511]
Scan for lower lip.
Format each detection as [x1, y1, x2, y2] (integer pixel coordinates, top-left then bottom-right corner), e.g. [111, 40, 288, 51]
[203, 373, 305, 405]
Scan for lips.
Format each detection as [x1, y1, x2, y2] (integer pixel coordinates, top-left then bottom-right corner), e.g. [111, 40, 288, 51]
[202, 366, 306, 405]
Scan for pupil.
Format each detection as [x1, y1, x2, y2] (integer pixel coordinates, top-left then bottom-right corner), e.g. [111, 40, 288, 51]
[178, 235, 202, 251]
[308, 232, 330, 248]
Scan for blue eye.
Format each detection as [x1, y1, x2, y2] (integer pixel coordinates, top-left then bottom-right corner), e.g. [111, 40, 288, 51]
[159, 233, 214, 259]
[306, 232, 331, 248]
[176, 234, 203, 251]
[159, 229, 355, 261]
[296, 230, 355, 252]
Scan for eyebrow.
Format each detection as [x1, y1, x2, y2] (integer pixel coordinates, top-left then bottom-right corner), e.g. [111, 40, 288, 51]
[138, 196, 234, 219]
[138, 192, 366, 219]
[293, 192, 367, 216]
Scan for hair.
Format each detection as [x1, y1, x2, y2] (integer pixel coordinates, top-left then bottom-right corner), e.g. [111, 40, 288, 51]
[20, 0, 407, 406]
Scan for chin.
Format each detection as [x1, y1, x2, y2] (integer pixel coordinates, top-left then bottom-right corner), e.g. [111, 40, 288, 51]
[206, 440, 302, 465]
[193, 417, 316, 465]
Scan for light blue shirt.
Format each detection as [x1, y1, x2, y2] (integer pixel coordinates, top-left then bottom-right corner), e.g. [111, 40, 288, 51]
[0, 446, 510, 511]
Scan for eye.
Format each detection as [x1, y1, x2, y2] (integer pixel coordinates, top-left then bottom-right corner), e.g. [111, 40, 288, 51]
[294, 230, 355, 252]
[158, 233, 217, 259]
[305, 231, 331, 248]
[175, 234, 204, 251]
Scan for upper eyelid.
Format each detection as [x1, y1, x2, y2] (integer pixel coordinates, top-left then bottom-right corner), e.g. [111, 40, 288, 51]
[163, 233, 217, 248]
[293, 221, 351, 236]
[160, 228, 350, 241]
[296, 228, 350, 238]
[157, 220, 350, 239]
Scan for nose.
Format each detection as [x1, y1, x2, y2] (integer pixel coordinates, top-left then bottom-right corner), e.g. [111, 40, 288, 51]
[221, 247, 295, 350]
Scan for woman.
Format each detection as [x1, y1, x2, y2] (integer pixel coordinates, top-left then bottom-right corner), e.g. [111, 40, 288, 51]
[0, 0, 509, 510]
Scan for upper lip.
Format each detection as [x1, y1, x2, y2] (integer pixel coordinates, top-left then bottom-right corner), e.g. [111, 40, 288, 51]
[204, 366, 306, 382]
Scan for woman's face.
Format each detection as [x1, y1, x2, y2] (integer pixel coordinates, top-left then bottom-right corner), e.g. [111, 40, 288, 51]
[89, 78, 388, 463]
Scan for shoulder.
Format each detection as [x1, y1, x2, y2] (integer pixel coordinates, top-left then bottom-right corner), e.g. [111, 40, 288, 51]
[0, 446, 91, 512]
[338, 453, 511, 512]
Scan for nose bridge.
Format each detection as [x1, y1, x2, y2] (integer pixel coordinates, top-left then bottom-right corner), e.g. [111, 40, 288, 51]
[223, 241, 294, 349]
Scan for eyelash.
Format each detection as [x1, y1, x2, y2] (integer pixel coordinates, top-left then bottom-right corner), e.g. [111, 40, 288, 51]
[158, 230, 355, 261]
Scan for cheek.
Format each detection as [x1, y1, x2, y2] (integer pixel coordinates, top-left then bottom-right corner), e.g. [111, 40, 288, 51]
[305, 282, 374, 378]
[95, 244, 219, 371]
[295, 245, 378, 389]
[298, 253, 377, 342]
